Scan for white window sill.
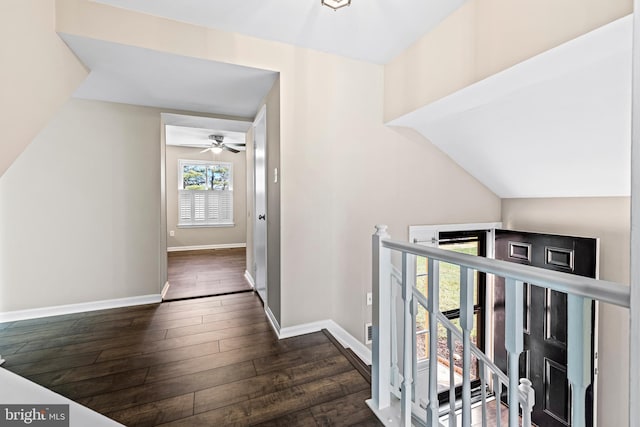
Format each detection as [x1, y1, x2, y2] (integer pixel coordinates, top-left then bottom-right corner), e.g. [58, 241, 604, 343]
[178, 223, 235, 229]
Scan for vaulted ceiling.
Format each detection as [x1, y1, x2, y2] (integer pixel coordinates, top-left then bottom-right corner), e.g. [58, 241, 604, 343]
[65, 2, 631, 198]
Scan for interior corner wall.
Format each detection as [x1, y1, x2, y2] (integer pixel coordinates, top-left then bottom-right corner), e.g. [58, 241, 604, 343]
[0, 99, 165, 312]
[0, 0, 87, 177]
[165, 145, 247, 248]
[501, 197, 630, 427]
[384, 0, 632, 122]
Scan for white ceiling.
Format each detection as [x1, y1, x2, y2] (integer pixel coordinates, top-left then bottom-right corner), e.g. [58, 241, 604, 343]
[389, 15, 632, 198]
[60, 34, 278, 118]
[92, 0, 467, 64]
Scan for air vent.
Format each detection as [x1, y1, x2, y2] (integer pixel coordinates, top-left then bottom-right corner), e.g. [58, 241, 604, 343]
[365, 323, 373, 344]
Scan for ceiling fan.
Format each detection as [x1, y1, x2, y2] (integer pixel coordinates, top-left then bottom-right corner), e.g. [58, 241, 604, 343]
[200, 135, 245, 154]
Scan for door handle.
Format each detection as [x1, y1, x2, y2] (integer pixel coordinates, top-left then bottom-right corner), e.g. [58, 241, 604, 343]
[258, 214, 266, 220]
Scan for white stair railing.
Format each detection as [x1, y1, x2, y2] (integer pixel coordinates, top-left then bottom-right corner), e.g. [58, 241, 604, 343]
[367, 225, 630, 427]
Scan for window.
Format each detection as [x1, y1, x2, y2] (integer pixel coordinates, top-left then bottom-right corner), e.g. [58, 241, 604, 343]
[178, 160, 233, 227]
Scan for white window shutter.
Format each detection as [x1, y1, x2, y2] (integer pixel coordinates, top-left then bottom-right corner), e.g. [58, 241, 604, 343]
[178, 189, 233, 226]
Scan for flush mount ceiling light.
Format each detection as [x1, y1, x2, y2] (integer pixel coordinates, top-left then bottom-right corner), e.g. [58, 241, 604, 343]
[321, 0, 351, 11]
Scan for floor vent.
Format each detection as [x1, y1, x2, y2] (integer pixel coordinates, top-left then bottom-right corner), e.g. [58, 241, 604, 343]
[365, 323, 373, 344]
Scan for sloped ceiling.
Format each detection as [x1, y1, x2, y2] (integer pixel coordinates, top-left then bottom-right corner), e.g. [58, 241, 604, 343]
[389, 16, 632, 199]
[92, 0, 467, 64]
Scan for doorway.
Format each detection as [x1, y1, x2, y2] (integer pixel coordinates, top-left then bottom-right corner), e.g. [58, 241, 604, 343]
[160, 114, 253, 301]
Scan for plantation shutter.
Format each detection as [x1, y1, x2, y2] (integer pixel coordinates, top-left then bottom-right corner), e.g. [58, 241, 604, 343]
[178, 190, 234, 226]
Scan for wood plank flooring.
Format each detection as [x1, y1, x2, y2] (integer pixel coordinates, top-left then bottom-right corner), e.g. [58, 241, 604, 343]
[165, 248, 252, 301]
[0, 293, 382, 426]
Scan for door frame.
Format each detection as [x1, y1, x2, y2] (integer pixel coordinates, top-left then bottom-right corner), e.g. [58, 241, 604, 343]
[409, 222, 502, 396]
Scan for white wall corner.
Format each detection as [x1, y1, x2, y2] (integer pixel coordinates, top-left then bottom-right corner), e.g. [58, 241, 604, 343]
[167, 243, 246, 252]
[278, 319, 372, 366]
[244, 270, 256, 288]
[0, 294, 162, 323]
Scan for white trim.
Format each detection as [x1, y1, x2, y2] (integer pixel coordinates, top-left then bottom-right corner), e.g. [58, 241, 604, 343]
[161, 282, 171, 299]
[0, 295, 162, 323]
[265, 306, 280, 334]
[409, 222, 503, 245]
[278, 319, 372, 366]
[167, 243, 246, 252]
[244, 270, 256, 288]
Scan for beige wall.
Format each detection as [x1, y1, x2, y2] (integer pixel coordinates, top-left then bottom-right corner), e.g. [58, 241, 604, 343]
[165, 145, 247, 248]
[55, 0, 502, 340]
[384, 0, 632, 122]
[244, 77, 282, 323]
[0, 0, 87, 177]
[502, 197, 630, 427]
[0, 99, 164, 312]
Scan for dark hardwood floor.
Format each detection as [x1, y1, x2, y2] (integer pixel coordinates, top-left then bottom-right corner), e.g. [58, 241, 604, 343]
[0, 293, 382, 426]
[165, 248, 252, 301]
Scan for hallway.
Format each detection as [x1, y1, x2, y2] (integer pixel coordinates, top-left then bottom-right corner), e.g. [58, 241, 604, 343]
[0, 293, 381, 426]
[165, 248, 252, 301]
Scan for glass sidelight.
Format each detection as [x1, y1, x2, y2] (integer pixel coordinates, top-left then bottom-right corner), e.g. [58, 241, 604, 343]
[415, 230, 487, 401]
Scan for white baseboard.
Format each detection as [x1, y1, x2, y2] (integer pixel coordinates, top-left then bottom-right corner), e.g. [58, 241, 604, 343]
[161, 282, 171, 299]
[265, 306, 281, 334]
[167, 243, 246, 252]
[244, 270, 255, 288]
[0, 294, 162, 323]
[279, 319, 372, 366]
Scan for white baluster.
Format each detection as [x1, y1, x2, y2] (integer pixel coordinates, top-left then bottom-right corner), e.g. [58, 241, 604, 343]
[448, 329, 456, 427]
[518, 378, 535, 427]
[411, 298, 417, 401]
[372, 225, 391, 410]
[460, 267, 475, 427]
[479, 360, 487, 427]
[427, 257, 440, 426]
[567, 295, 592, 427]
[504, 278, 524, 427]
[494, 374, 502, 427]
[390, 277, 401, 395]
[401, 253, 414, 426]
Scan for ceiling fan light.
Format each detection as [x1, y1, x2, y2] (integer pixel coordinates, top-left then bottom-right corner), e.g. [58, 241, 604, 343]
[321, 0, 351, 11]
[211, 146, 223, 154]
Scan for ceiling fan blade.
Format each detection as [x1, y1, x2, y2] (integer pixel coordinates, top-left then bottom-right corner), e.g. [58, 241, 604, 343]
[223, 146, 240, 154]
[225, 143, 246, 147]
[200, 147, 211, 153]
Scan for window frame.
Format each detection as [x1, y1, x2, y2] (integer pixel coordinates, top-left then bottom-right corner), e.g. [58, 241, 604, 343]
[409, 222, 501, 405]
[177, 159, 234, 228]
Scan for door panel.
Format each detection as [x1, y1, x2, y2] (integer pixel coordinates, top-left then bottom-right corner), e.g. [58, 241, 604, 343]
[253, 106, 267, 303]
[494, 230, 597, 427]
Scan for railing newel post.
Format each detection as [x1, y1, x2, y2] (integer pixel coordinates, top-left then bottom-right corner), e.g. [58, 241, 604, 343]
[372, 225, 391, 411]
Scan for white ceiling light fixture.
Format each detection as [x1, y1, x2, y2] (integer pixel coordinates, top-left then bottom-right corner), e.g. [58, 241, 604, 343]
[321, 0, 351, 11]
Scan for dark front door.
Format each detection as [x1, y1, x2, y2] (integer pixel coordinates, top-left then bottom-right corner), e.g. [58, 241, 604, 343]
[493, 230, 597, 427]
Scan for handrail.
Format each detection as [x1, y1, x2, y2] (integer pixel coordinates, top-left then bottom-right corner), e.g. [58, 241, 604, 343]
[382, 238, 630, 308]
